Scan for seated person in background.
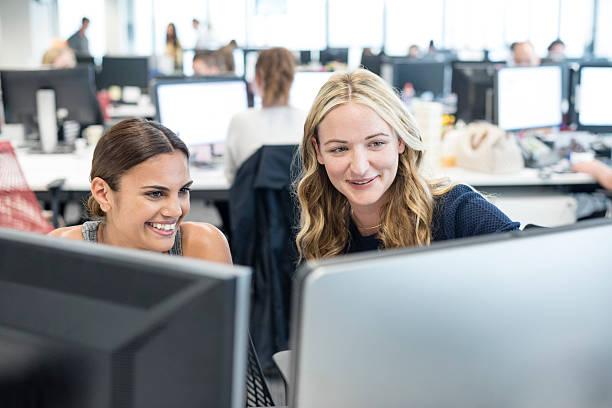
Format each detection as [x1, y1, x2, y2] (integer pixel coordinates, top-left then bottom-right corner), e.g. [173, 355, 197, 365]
[573, 160, 612, 191]
[547, 38, 566, 62]
[192, 51, 225, 76]
[512, 41, 540, 66]
[408, 44, 420, 59]
[218, 39, 238, 73]
[224, 47, 307, 183]
[50, 118, 231, 263]
[42, 39, 76, 68]
[294, 69, 520, 260]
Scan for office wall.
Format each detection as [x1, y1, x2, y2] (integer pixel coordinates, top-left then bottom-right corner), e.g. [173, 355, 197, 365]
[0, 0, 57, 68]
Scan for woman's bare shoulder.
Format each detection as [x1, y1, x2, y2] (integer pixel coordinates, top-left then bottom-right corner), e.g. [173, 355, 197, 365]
[180, 222, 232, 264]
[48, 225, 84, 240]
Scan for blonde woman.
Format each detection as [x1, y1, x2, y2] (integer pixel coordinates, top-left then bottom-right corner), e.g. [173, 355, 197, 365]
[224, 47, 306, 183]
[295, 69, 519, 260]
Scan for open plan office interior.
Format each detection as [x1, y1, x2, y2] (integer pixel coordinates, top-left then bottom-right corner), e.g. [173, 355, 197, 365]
[1, 0, 612, 406]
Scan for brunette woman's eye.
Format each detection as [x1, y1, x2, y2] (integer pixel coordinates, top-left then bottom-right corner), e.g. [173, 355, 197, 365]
[146, 191, 164, 199]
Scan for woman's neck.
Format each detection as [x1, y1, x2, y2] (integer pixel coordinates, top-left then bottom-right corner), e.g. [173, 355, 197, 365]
[98, 221, 134, 249]
[262, 101, 288, 108]
[351, 206, 382, 236]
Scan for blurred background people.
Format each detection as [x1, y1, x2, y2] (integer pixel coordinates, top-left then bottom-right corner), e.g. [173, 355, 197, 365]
[573, 160, 612, 191]
[67, 17, 90, 56]
[192, 51, 225, 76]
[192, 18, 219, 50]
[547, 39, 566, 61]
[218, 39, 238, 73]
[224, 47, 307, 184]
[408, 44, 420, 58]
[42, 40, 76, 68]
[512, 41, 540, 66]
[165, 23, 183, 73]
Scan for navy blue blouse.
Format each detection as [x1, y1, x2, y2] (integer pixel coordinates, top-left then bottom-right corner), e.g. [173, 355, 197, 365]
[346, 184, 520, 253]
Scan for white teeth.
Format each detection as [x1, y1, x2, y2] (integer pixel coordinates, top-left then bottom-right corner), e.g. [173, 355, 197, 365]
[151, 223, 175, 231]
[353, 180, 370, 185]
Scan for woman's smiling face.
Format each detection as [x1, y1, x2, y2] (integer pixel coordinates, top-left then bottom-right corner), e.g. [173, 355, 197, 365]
[103, 150, 192, 252]
[313, 102, 405, 214]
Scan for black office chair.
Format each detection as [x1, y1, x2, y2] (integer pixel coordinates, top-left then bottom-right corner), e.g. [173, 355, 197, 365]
[230, 145, 300, 372]
[246, 334, 275, 407]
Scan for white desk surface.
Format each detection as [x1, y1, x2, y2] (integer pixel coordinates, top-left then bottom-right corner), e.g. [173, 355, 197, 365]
[16, 149, 596, 193]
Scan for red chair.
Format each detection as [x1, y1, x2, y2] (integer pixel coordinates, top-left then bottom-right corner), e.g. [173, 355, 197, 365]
[0, 141, 54, 233]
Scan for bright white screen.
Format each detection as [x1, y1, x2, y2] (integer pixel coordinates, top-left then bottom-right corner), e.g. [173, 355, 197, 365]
[289, 71, 334, 112]
[496, 66, 562, 131]
[578, 67, 612, 126]
[156, 80, 247, 146]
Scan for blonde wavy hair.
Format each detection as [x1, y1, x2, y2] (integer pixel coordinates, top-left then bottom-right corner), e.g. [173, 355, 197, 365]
[295, 69, 451, 260]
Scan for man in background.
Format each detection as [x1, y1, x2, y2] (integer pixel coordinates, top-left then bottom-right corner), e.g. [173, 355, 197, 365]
[192, 51, 225, 76]
[193, 19, 219, 50]
[547, 39, 566, 61]
[511, 41, 540, 66]
[67, 17, 90, 56]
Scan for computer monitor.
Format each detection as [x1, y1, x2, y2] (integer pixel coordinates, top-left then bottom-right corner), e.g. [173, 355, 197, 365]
[575, 64, 612, 133]
[360, 53, 382, 76]
[99, 56, 150, 89]
[392, 60, 451, 98]
[289, 71, 334, 112]
[0, 227, 250, 408]
[290, 219, 612, 407]
[451, 61, 501, 123]
[319, 48, 349, 65]
[154, 77, 248, 148]
[494, 65, 563, 131]
[75, 55, 95, 66]
[0, 66, 103, 129]
[299, 50, 312, 65]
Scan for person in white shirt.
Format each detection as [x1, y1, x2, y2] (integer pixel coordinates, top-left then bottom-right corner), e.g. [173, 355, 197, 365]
[192, 19, 219, 50]
[224, 47, 307, 184]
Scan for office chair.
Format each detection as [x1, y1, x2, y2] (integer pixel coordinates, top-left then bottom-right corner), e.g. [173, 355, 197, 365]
[230, 145, 300, 371]
[246, 334, 275, 407]
[0, 141, 54, 233]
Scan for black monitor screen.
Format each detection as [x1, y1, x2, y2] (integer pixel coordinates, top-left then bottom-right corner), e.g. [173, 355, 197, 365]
[451, 61, 502, 123]
[0, 66, 103, 127]
[319, 48, 349, 65]
[100, 56, 149, 89]
[392, 60, 450, 98]
[0, 227, 250, 408]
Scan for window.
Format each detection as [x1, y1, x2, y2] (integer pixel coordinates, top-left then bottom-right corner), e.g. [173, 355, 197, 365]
[385, 0, 443, 56]
[57, 0, 106, 59]
[328, 0, 384, 49]
[594, 0, 612, 57]
[559, 0, 594, 57]
[245, 0, 325, 49]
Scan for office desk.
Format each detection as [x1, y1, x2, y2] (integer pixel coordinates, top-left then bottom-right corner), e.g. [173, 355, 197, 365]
[18, 149, 598, 226]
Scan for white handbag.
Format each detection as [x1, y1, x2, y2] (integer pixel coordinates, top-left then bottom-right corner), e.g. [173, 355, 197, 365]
[455, 123, 524, 173]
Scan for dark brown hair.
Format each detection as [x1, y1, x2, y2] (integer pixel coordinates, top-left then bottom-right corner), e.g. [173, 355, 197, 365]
[87, 118, 189, 219]
[256, 47, 295, 106]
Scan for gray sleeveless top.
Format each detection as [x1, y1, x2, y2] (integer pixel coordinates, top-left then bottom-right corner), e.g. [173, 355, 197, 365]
[81, 220, 183, 256]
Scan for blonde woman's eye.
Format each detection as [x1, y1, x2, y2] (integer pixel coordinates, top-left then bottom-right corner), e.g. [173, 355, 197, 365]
[370, 141, 386, 147]
[330, 146, 347, 153]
